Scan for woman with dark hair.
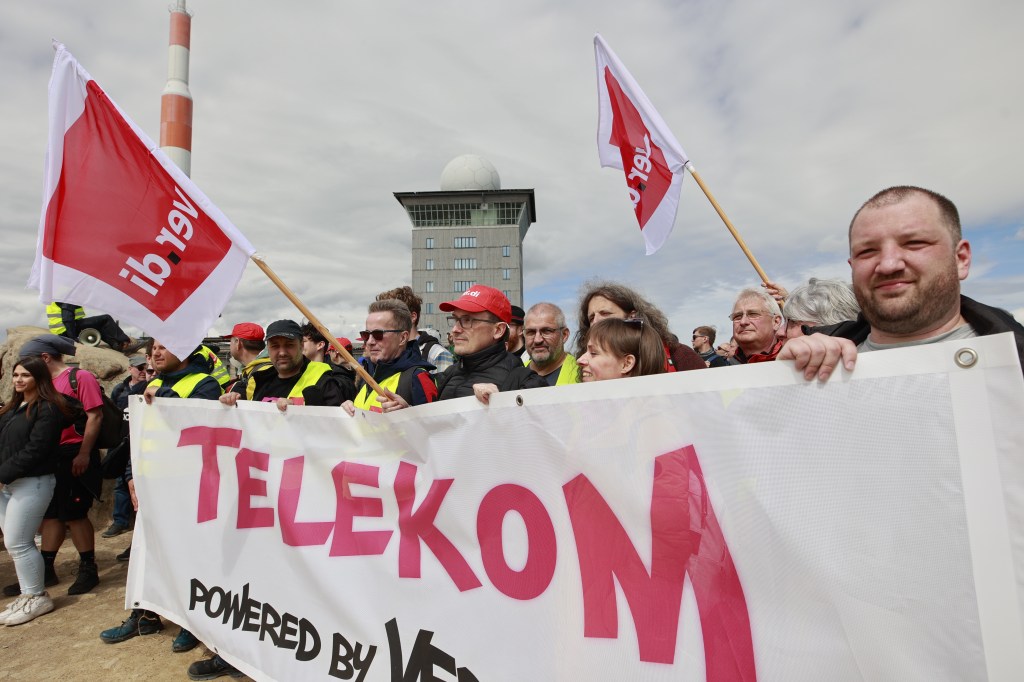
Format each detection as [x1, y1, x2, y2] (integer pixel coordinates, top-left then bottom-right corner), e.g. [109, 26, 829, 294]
[575, 281, 705, 373]
[577, 318, 667, 381]
[0, 356, 75, 626]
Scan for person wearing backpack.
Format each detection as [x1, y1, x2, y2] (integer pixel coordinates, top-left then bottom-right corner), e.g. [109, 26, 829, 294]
[13, 335, 104, 596]
[342, 299, 438, 415]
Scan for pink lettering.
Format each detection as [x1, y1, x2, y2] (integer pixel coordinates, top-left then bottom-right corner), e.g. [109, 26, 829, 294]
[279, 456, 333, 546]
[330, 462, 393, 557]
[477, 484, 556, 600]
[562, 446, 755, 676]
[235, 448, 274, 529]
[394, 462, 481, 592]
[179, 426, 242, 523]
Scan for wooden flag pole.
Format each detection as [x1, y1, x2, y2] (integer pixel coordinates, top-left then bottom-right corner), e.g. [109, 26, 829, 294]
[250, 255, 385, 398]
[685, 163, 771, 285]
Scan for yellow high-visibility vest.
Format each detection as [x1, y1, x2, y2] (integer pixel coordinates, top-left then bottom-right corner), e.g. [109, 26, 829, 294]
[148, 373, 217, 398]
[526, 353, 580, 385]
[200, 346, 231, 387]
[287, 362, 332, 401]
[46, 302, 84, 335]
[352, 372, 404, 412]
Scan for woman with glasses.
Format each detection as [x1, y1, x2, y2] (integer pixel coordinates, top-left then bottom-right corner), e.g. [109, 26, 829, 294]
[577, 318, 666, 381]
[0, 356, 78, 625]
[575, 281, 705, 374]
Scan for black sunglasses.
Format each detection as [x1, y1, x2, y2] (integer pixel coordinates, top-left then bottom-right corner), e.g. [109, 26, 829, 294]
[359, 329, 405, 342]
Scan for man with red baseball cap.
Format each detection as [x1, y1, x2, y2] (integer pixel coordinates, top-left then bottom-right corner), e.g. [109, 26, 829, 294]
[436, 285, 545, 401]
[222, 322, 272, 399]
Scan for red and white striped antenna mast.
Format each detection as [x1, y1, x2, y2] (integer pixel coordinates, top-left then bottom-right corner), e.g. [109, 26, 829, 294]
[160, 0, 193, 176]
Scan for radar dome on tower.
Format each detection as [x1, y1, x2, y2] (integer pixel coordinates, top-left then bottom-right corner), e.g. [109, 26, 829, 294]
[440, 154, 501, 191]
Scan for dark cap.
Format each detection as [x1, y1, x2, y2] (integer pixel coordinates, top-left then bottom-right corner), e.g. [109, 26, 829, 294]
[128, 355, 148, 368]
[224, 322, 264, 341]
[439, 285, 512, 324]
[19, 334, 77, 359]
[265, 319, 302, 341]
[510, 306, 525, 325]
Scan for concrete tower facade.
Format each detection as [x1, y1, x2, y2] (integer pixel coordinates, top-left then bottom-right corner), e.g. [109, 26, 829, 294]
[160, 0, 193, 176]
[395, 155, 536, 333]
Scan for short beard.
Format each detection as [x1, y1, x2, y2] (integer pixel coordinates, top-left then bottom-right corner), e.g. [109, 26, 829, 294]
[856, 264, 960, 336]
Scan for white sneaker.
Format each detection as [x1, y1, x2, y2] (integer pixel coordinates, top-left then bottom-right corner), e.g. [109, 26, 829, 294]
[0, 595, 29, 625]
[4, 592, 54, 626]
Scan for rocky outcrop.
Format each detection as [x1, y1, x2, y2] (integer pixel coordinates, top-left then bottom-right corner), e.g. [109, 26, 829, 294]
[0, 326, 131, 399]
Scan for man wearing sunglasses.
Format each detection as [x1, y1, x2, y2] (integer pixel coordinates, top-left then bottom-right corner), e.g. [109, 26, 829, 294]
[219, 319, 353, 411]
[436, 285, 546, 402]
[342, 300, 438, 414]
[692, 326, 730, 368]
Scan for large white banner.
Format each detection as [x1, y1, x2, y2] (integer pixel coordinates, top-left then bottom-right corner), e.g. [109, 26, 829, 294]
[127, 334, 1024, 681]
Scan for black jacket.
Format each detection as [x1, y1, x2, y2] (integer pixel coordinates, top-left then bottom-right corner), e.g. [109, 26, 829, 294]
[0, 401, 64, 484]
[436, 340, 547, 400]
[813, 295, 1024, 374]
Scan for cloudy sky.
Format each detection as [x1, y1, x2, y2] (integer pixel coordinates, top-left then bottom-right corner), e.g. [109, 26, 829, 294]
[3, 1, 1022, 346]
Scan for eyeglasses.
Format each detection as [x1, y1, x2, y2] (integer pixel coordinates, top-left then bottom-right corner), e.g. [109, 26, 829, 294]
[447, 315, 497, 330]
[730, 310, 767, 322]
[523, 327, 563, 340]
[359, 329, 405, 342]
[692, 334, 706, 340]
[145, 368, 156, 375]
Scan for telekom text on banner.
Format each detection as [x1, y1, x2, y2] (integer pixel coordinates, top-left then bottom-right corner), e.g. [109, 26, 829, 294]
[127, 334, 1024, 681]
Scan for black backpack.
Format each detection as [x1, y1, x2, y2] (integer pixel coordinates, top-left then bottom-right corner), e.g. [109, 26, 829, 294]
[68, 367, 126, 449]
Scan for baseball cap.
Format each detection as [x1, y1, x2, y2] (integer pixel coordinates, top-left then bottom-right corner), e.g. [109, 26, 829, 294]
[335, 337, 353, 352]
[439, 285, 512, 324]
[265, 320, 303, 340]
[19, 334, 77, 359]
[224, 322, 264, 341]
[510, 306, 525, 325]
[128, 355, 148, 368]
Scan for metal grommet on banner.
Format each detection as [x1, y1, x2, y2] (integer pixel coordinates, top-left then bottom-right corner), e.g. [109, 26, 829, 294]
[954, 347, 978, 369]
[516, 394, 524, 407]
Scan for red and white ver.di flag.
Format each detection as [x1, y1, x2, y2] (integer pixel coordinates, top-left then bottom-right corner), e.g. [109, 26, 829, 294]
[595, 34, 689, 255]
[29, 42, 255, 359]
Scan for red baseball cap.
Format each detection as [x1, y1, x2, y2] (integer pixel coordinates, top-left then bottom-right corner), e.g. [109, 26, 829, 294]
[335, 337, 353, 352]
[439, 285, 511, 324]
[224, 322, 264, 341]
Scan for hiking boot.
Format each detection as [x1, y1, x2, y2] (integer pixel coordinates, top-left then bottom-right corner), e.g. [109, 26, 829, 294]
[67, 560, 99, 595]
[99, 609, 164, 643]
[121, 338, 149, 355]
[187, 655, 244, 680]
[102, 522, 131, 538]
[3, 592, 55, 626]
[116, 545, 131, 562]
[3, 567, 58, 597]
[172, 627, 200, 653]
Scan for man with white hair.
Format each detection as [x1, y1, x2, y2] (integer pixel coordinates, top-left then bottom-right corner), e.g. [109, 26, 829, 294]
[729, 289, 785, 364]
[781, 278, 861, 339]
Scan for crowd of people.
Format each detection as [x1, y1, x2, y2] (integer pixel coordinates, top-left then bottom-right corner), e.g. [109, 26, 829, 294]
[1, 185, 1022, 679]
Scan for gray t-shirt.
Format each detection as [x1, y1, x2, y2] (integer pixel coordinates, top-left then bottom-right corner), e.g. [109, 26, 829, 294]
[858, 323, 978, 353]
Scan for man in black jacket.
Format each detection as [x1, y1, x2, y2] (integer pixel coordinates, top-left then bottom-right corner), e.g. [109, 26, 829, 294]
[780, 185, 1024, 379]
[436, 285, 545, 402]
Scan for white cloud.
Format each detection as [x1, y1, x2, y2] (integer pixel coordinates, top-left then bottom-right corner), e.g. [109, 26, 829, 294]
[2, 0, 1023, 345]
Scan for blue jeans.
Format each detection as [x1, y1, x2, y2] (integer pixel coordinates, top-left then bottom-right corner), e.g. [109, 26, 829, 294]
[0, 475, 56, 595]
[113, 475, 132, 527]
